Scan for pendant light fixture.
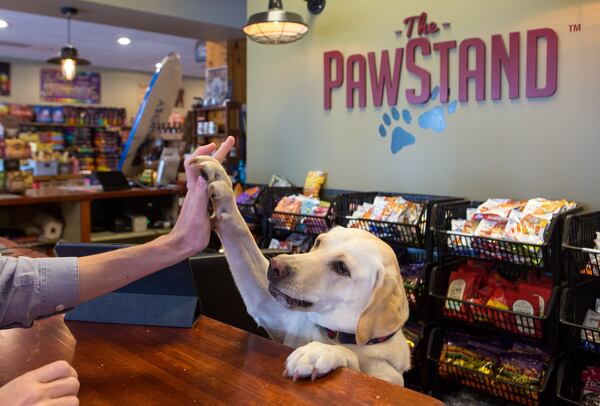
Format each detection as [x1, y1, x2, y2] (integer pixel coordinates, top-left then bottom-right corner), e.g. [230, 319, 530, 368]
[243, 0, 325, 45]
[47, 7, 90, 81]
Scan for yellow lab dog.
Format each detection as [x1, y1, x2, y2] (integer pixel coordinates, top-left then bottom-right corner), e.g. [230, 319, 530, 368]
[194, 156, 411, 385]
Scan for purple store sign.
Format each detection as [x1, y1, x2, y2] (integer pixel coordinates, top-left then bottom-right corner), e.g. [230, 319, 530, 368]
[40, 69, 101, 104]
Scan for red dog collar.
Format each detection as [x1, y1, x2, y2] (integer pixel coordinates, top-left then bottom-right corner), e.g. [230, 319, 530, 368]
[324, 327, 397, 345]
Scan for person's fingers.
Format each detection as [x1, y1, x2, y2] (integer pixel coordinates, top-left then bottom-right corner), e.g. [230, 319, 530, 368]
[34, 361, 77, 383]
[40, 395, 80, 406]
[44, 376, 80, 399]
[212, 136, 236, 162]
[185, 143, 216, 165]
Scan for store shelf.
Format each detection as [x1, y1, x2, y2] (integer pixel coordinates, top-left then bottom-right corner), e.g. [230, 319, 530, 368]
[33, 174, 87, 182]
[19, 122, 110, 129]
[90, 228, 172, 242]
[194, 105, 227, 112]
[197, 133, 229, 138]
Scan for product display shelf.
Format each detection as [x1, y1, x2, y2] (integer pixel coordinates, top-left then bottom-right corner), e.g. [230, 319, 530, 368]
[19, 122, 107, 129]
[433, 200, 580, 281]
[428, 261, 558, 340]
[335, 192, 461, 259]
[556, 211, 600, 405]
[427, 326, 556, 406]
[427, 200, 580, 405]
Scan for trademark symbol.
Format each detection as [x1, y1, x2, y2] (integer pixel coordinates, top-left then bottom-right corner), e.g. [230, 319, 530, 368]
[569, 23, 582, 32]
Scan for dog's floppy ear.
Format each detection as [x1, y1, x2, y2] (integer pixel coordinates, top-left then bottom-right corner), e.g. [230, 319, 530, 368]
[356, 263, 409, 345]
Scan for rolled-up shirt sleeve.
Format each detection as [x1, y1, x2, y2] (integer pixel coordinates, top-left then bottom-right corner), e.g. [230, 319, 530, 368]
[0, 256, 79, 328]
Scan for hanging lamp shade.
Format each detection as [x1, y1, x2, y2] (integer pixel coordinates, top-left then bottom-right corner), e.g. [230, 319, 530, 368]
[243, 0, 309, 45]
[46, 7, 90, 81]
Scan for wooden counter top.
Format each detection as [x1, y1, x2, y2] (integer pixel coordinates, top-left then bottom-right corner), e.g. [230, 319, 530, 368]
[0, 186, 184, 206]
[0, 315, 443, 405]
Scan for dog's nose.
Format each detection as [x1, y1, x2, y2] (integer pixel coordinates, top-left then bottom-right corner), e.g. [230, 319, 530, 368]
[267, 257, 290, 282]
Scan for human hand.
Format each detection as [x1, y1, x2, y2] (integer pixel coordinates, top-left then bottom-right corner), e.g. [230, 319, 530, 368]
[167, 137, 235, 257]
[0, 360, 79, 405]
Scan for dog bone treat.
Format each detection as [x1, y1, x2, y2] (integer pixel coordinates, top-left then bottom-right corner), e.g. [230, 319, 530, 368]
[303, 170, 326, 198]
[581, 365, 600, 406]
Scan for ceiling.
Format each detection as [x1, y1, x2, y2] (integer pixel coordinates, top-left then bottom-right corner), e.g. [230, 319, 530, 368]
[0, 8, 235, 78]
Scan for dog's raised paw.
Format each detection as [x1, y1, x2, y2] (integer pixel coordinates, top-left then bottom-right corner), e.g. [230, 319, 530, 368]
[284, 342, 358, 382]
[192, 156, 232, 188]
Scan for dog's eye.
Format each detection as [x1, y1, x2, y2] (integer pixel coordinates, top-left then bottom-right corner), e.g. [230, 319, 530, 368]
[333, 261, 350, 276]
[314, 239, 321, 248]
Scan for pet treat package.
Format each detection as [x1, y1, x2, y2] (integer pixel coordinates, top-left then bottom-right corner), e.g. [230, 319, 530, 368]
[269, 174, 292, 187]
[439, 333, 550, 391]
[582, 309, 600, 343]
[303, 170, 326, 198]
[581, 365, 600, 406]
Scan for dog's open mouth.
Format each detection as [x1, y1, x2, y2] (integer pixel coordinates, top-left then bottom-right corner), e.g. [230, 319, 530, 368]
[268, 286, 313, 309]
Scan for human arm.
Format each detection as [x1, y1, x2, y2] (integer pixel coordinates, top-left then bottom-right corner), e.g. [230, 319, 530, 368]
[77, 136, 234, 302]
[0, 137, 234, 328]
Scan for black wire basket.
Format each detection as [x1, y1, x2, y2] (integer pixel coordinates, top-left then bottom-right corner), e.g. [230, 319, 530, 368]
[433, 200, 580, 273]
[563, 210, 600, 281]
[427, 327, 555, 406]
[260, 187, 344, 245]
[556, 354, 600, 405]
[235, 183, 265, 230]
[559, 279, 600, 354]
[335, 192, 460, 257]
[429, 262, 557, 339]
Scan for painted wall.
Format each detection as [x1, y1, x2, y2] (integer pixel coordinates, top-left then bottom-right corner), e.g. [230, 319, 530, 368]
[0, 59, 204, 123]
[246, 0, 600, 208]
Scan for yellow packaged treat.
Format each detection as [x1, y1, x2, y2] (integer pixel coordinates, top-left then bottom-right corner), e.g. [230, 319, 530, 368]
[303, 170, 326, 198]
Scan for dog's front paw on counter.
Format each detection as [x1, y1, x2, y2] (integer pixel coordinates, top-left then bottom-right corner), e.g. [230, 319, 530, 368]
[284, 341, 359, 382]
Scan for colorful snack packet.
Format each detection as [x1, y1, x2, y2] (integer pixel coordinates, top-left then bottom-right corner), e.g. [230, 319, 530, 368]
[582, 309, 600, 343]
[504, 211, 552, 245]
[581, 365, 600, 406]
[522, 197, 575, 216]
[303, 170, 326, 198]
[474, 219, 507, 239]
[473, 198, 524, 221]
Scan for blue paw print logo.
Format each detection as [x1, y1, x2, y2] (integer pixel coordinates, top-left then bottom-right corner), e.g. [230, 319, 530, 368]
[378, 86, 458, 154]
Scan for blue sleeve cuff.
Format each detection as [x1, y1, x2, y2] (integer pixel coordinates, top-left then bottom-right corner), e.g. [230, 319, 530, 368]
[38, 257, 80, 316]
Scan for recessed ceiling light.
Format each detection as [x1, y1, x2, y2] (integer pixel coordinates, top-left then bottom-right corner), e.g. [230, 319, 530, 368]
[0, 19, 9, 29]
[117, 37, 131, 46]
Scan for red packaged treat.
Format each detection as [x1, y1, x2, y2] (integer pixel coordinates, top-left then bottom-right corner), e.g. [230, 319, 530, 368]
[469, 269, 511, 323]
[487, 285, 512, 330]
[444, 270, 481, 321]
[517, 281, 552, 318]
[506, 289, 541, 336]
